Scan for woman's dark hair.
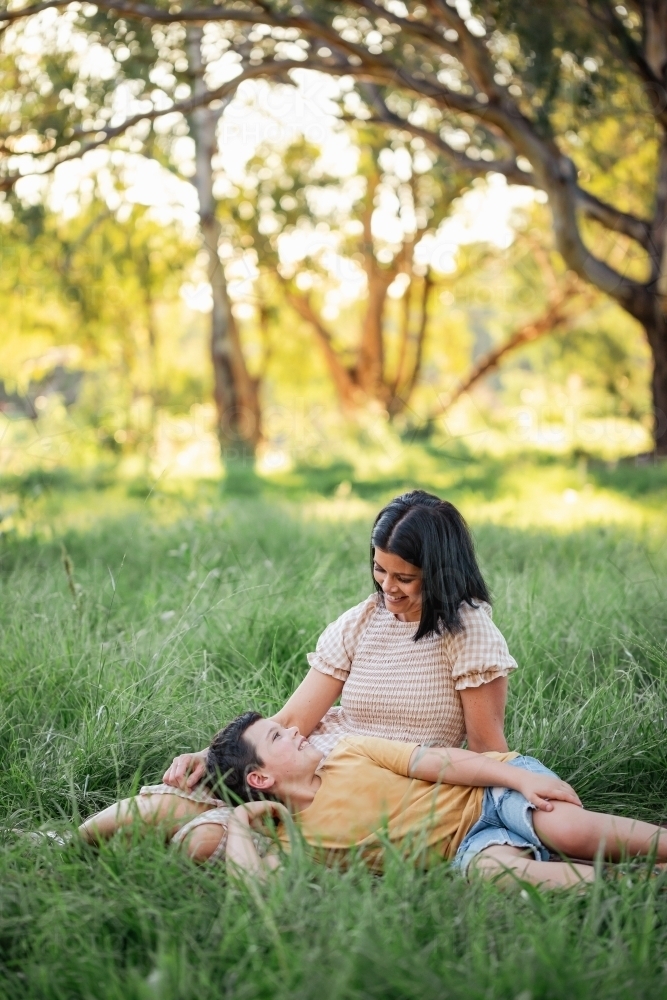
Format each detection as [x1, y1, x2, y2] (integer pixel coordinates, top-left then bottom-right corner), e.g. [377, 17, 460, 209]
[206, 710, 267, 803]
[371, 490, 490, 641]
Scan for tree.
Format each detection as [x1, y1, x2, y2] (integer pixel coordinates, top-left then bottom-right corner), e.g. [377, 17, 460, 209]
[0, 189, 200, 457]
[6, 1, 667, 450]
[5, 0, 664, 452]
[225, 125, 471, 416]
[0, 7, 279, 458]
[185, 24, 262, 458]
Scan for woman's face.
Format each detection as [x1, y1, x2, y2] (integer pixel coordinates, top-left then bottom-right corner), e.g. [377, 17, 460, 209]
[373, 547, 423, 622]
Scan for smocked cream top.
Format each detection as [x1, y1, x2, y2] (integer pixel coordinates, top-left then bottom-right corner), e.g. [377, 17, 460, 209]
[307, 594, 517, 757]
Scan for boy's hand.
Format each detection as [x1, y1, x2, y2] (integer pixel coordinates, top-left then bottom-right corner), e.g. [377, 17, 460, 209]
[233, 800, 289, 831]
[163, 749, 207, 790]
[514, 772, 582, 811]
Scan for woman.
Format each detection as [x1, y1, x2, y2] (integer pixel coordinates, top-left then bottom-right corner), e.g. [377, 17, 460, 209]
[165, 490, 516, 791]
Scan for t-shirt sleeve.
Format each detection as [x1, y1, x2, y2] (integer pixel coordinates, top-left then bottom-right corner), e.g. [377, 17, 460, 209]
[306, 595, 378, 683]
[450, 602, 518, 691]
[345, 735, 419, 777]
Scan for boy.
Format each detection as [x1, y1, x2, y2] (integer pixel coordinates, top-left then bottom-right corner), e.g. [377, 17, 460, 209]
[75, 781, 280, 873]
[205, 712, 667, 887]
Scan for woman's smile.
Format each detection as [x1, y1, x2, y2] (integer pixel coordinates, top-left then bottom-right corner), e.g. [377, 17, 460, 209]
[373, 547, 423, 622]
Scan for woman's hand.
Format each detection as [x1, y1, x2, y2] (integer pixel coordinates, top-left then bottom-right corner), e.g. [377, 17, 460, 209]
[515, 772, 582, 811]
[162, 749, 208, 790]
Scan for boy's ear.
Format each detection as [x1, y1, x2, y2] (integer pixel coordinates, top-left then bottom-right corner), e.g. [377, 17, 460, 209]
[246, 770, 275, 792]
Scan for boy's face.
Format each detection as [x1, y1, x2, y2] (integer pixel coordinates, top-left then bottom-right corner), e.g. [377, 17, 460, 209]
[245, 719, 323, 795]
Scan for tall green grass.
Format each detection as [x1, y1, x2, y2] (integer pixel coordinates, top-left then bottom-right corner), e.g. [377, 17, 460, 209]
[1, 461, 667, 999]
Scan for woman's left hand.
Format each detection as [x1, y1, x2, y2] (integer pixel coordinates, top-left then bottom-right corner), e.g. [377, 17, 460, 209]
[516, 773, 582, 811]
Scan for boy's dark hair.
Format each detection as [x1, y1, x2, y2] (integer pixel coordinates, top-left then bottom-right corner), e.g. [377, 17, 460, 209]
[371, 489, 490, 641]
[206, 711, 266, 802]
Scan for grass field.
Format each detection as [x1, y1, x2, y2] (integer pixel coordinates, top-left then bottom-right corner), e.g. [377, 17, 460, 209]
[2, 449, 667, 999]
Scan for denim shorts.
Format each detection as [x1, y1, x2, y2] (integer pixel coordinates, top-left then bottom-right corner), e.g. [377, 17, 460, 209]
[452, 755, 557, 877]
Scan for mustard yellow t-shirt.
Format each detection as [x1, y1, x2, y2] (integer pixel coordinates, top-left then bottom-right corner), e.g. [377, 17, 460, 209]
[278, 736, 518, 870]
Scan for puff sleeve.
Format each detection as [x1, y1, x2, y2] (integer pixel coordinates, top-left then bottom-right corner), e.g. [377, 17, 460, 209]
[306, 595, 378, 683]
[449, 602, 517, 691]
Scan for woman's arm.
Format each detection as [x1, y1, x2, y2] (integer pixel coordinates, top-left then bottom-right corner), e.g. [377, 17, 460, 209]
[163, 668, 343, 788]
[163, 668, 342, 789]
[163, 749, 208, 789]
[408, 746, 582, 811]
[272, 667, 344, 735]
[459, 676, 509, 752]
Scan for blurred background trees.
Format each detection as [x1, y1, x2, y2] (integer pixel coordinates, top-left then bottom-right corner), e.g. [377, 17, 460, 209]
[225, 126, 474, 417]
[0, 0, 660, 477]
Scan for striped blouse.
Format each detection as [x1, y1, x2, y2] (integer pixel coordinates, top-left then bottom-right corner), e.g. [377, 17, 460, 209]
[307, 593, 517, 757]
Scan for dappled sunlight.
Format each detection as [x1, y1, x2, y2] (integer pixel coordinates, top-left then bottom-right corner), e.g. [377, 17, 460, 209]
[149, 406, 222, 480]
[3, 443, 666, 544]
[463, 483, 661, 531]
[300, 468, 666, 533]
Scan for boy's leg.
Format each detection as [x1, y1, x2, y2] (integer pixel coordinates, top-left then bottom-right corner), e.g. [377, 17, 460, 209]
[79, 794, 212, 844]
[471, 845, 594, 888]
[532, 802, 667, 863]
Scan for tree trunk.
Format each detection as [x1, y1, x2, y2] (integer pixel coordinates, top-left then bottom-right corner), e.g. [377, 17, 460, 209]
[356, 264, 393, 400]
[354, 165, 394, 403]
[186, 27, 260, 460]
[637, 304, 667, 455]
[389, 269, 433, 416]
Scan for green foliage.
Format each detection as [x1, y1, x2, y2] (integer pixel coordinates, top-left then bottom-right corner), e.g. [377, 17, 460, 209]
[0, 194, 204, 460]
[1, 458, 667, 996]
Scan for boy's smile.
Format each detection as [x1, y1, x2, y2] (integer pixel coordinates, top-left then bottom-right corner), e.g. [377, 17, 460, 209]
[244, 719, 323, 809]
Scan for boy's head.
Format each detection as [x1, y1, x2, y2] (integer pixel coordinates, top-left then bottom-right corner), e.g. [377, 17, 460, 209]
[207, 712, 323, 803]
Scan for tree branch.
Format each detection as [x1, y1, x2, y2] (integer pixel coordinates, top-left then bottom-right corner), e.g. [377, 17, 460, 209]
[0, 57, 303, 191]
[429, 281, 596, 418]
[581, 1, 666, 84]
[575, 185, 652, 246]
[424, 0, 500, 97]
[0, 0, 72, 27]
[396, 268, 432, 407]
[81, 0, 504, 120]
[349, 0, 460, 60]
[279, 280, 360, 407]
[357, 84, 537, 187]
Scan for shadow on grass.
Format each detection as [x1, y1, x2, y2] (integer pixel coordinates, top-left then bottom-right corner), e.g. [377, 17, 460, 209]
[0, 465, 117, 498]
[259, 445, 515, 503]
[260, 448, 572, 504]
[587, 455, 667, 501]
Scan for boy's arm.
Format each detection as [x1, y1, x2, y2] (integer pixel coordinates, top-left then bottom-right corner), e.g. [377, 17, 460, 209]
[226, 802, 286, 879]
[407, 746, 582, 811]
[226, 809, 268, 879]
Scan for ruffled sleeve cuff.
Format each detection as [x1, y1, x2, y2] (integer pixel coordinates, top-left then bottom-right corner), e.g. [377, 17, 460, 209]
[306, 595, 378, 684]
[454, 662, 517, 691]
[450, 601, 518, 691]
[306, 651, 351, 683]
